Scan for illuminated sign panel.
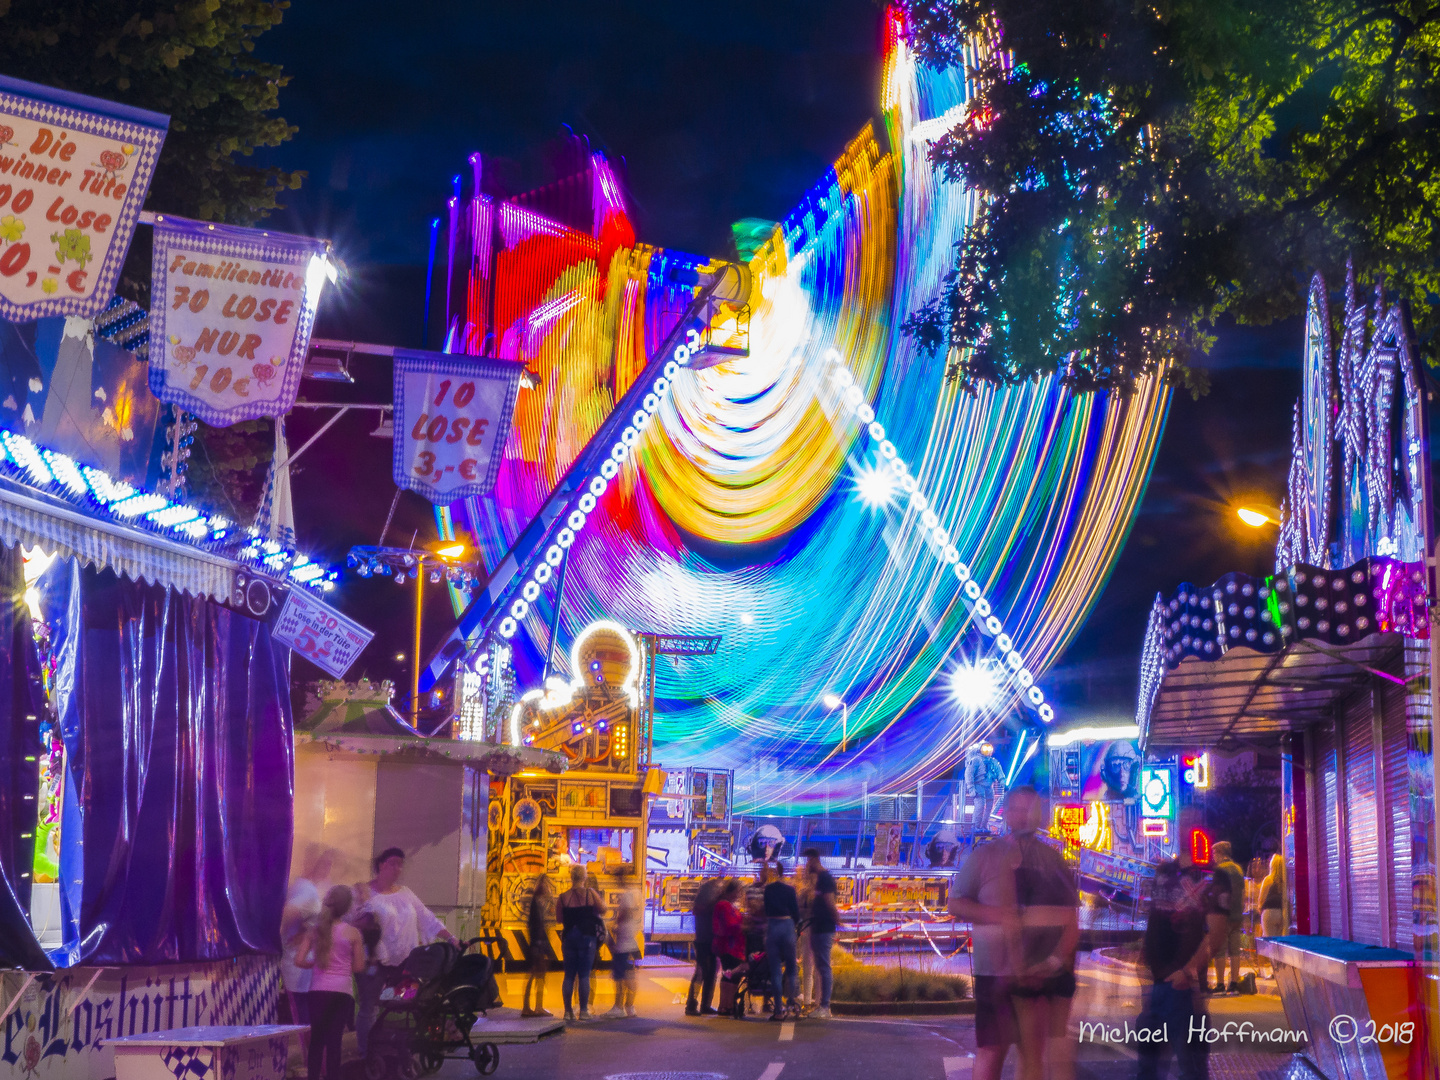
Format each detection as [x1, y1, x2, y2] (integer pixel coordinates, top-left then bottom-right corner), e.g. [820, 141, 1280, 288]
[1140, 765, 1175, 819]
[1182, 752, 1210, 789]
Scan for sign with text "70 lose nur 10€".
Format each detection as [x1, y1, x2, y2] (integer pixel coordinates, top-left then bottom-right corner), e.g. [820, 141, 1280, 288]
[392, 350, 525, 504]
[148, 214, 330, 426]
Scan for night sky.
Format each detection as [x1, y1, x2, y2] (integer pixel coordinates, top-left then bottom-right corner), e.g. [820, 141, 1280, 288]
[250, 2, 1301, 718]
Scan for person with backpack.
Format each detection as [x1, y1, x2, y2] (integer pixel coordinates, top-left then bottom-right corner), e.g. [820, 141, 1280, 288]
[296, 886, 366, 1080]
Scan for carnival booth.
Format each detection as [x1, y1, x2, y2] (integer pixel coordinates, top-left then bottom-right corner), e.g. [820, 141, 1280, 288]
[291, 678, 565, 937]
[0, 71, 358, 1080]
[474, 620, 665, 966]
[1136, 269, 1437, 1078]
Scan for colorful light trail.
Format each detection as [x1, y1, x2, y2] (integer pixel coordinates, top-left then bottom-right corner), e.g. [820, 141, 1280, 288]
[438, 8, 1171, 812]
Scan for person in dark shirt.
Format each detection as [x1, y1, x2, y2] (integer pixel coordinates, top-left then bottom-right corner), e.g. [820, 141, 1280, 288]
[521, 873, 555, 1018]
[803, 848, 839, 1018]
[762, 862, 801, 1020]
[1137, 812, 1228, 1080]
[685, 876, 724, 1016]
[1209, 841, 1246, 993]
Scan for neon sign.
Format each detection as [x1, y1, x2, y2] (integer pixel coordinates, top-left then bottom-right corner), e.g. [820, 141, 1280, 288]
[1182, 752, 1210, 789]
[1140, 765, 1174, 818]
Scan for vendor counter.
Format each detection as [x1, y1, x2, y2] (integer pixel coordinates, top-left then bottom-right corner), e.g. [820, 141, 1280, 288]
[1257, 935, 1419, 1080]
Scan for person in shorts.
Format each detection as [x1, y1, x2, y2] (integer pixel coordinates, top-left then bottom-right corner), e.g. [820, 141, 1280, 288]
[949, 800, 1020, 1080]
[1007, 787, 1079, 1080]
[1210, 842, 1246, 993]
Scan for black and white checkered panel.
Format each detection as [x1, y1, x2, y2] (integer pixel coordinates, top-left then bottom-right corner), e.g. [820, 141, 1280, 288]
[160, 1046, 213, 1080]
[206, 956, 281, 1028]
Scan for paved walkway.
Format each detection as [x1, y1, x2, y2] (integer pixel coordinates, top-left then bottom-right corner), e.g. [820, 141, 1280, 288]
[425, 955, 1316, 1080]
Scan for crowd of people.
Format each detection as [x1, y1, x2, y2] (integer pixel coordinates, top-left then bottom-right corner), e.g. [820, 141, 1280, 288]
[279, 804, 1291, 1080]
[950, 787, 1289, 1080]
[684, 847, 839, 1020]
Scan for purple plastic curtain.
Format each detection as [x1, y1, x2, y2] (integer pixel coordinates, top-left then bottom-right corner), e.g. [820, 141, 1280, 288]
[41, 562, 294, 966]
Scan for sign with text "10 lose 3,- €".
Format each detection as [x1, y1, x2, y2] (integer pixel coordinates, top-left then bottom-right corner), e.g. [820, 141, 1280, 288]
[148, 213, 331, 426]
[271, 588, 374, 679]
[392, 350, 526, 504]
[0, 74, 167, 323]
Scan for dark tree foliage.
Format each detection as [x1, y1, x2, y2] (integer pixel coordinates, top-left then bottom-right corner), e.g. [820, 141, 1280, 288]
[0, 1, 302, 236]
[0, 1, 301, 521]
[902, 0, 1440, 395]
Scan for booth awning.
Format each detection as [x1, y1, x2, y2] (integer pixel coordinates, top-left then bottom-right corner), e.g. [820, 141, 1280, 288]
[0, 477, 238, 601]
[1140, 631, 1405, 750]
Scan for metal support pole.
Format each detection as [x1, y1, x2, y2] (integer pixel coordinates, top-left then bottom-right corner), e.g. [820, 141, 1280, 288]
[542, 545, 570, 683]
[411, 571, 424, 729]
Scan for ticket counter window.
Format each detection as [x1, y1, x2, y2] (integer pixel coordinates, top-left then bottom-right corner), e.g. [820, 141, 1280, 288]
[569, 828, 635, 870]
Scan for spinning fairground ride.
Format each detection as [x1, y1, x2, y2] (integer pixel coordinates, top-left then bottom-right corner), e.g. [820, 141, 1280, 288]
[415, 7, 1170, 950]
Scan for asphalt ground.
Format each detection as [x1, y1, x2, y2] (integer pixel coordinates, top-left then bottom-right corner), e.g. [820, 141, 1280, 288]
[428, 958, 1316, 1080]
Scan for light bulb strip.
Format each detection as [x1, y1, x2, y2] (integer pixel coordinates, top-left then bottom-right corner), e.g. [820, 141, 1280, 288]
[826, 348, 1056, 725]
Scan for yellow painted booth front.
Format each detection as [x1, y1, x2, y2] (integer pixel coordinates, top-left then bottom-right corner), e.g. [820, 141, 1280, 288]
[480, 621, 662, 965]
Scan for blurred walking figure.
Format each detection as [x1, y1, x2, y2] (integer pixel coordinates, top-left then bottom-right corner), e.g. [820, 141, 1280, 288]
[685, 875, 723, 1015]
[280, 848, 335, 1025]
[950, 790, 1020, 1080]
[763, 861, 801, 1021]
[1210, 841, 1246, 993]
[295, 886, 365, 1080]
[521, 873, 555, 1018]
[556, 864, 606, 1021]
[965, 742, 1005, 835]
[605, 869, 643, 1018]
[803, 848, 839, 1018]
[1257, 854, 1288, 977]
[1007, 787, 1079, 1080]
[1135, 809, 1227, 1080]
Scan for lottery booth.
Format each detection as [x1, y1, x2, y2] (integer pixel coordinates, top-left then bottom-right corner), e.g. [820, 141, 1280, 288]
[0, 303, 343, 1080]
[1136, 271, 1438, 1078]
[290, 678, 566, 938]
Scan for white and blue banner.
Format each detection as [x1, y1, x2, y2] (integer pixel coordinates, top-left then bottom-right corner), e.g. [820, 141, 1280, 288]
[0, 75, 167, 322]
[148, 214, 330, 426]
[392, 350, 524, 504]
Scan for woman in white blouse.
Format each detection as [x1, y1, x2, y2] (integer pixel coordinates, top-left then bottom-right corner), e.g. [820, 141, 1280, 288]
[351, 847, 456, 1055]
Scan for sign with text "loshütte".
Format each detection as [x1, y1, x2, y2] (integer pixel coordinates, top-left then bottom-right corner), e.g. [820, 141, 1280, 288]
[0, 75, 167, 323]
[148, 214, 330, 426]
[392, 350, 525, 504]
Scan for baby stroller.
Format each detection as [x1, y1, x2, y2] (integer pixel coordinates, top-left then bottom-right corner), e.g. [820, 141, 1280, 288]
[364, 938, 503, 1078]
[722, 949, 775, 1019]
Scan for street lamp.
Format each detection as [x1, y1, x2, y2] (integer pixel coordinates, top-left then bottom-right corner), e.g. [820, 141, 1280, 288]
[1236, 504, 1282, 528]
[347, 540, 485, 729]
[822, 693, 849, 752]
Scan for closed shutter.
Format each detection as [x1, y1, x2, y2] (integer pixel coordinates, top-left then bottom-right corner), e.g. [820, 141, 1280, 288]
[1343, 690, 1380, 945]
[1382, 681, 1411, 952]
[1313, 721, 1342, 937]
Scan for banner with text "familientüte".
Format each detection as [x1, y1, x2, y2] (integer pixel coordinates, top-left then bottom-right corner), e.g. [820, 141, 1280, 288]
[0, 75, 167, 323]
[147, 214, 330, 426]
